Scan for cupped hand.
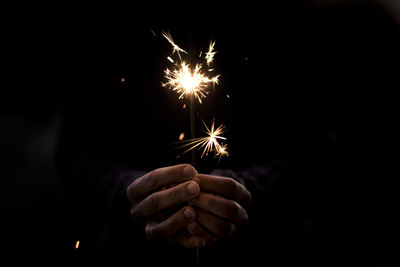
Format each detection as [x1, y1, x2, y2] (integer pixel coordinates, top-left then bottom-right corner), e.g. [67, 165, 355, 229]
[189, 174, 252, 239]
[126, 164, 214, 248]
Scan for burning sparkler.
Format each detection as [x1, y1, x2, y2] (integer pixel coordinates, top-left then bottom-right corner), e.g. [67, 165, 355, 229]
[177, 119, 229, 160]
[162, 32, 220, 104]
[162, 31, 226, 162]
[160, 31, 227, 265]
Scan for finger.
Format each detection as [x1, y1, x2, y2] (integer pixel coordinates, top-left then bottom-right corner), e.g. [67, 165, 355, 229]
[196, 209, 236, 238]
[127, 164, 197, 202]
[170, 230, 206, 249]
[190, 193, 248, 224]
[131, 180, 200, 221]
[186, 221, 217, 246]
[147, 206, 196, 239]
[194, 174, 252, 208]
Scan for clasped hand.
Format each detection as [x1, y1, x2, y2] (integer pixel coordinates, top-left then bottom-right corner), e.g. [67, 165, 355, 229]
[126, 164, 251, 248]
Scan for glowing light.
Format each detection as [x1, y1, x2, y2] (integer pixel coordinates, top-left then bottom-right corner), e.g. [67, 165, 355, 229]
[75, 241, 80, 249]
[163, 63, 219, 104]
[162, 31, 187, 57]
[162, 32, 220, 104]
[205, 41, 217, 65]
[177, 120, 228, 159]
[179, 133, 185, 141]
[160, 31, 228, 160]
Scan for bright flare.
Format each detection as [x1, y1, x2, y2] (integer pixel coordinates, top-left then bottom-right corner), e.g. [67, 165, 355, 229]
[163, 63, 219, 103]
[161, 31, 228, 160]
[162, 32, 220, 104]
[205, 41, 217, 65]
[177, 120, 228, 159]
[162, 31, 187, 57]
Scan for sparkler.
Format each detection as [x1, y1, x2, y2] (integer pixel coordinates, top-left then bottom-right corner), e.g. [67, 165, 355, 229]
[161, 31, 227, 266]
[162, 30, 226, 163]
[177, 119, 229, 160]
[162, 32, 220, 104]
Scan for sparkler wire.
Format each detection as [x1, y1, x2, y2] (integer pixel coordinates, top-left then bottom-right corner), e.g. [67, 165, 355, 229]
[161, 31, 227, 265]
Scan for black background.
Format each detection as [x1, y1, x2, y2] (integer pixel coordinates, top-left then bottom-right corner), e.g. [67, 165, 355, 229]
[1, 0, 400, 265]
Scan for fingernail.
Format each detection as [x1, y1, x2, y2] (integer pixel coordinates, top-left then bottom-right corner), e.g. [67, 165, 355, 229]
[183, 165, 196, 178]
[195, 238, 205, 248]
[186, 182, 199, 195]
[183, 208, 195, 220]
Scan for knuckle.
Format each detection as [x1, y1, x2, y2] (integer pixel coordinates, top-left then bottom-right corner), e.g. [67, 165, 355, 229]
[169, 186, 182, 202]
[146, 195, 160, 212]
[126, 180, 141, 202]
[245, 190, 252, 206]
[126, 183, 135, 201]
[206, 195, 218, 208]
[227, 201, 241, 218]
[228, 201, 248, 224]
[130, 206, 139, 221]
[226, 179, 239, 195]
[242, 212, 249, 224]
[146, 171, 158, 188]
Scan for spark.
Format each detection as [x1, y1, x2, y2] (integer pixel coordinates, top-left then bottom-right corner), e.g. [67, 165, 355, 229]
[205, 41, 217, 65]
[162, 31, 187, 58]
[179, 132, 185, 140]
[160, 31, 227, 160]
[162, 32, 220, 104]
[163, 62, 220, 103]
[177, 120, 228, 159]
[75, 241, 80, 249]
